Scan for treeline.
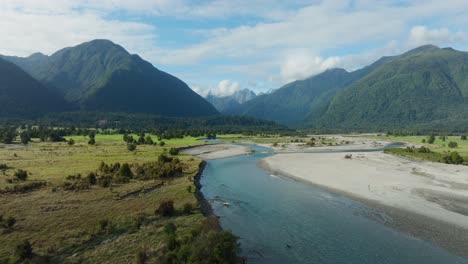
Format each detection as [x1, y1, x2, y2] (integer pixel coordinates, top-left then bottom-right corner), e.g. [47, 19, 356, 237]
[0, 112, 290, 133]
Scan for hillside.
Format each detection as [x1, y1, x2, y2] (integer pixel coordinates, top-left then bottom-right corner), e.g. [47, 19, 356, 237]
[0, 58, 71, 117]
[230, 68, 367, 126]
[2, 40, 218, 117]
[311, 46, 468, 131]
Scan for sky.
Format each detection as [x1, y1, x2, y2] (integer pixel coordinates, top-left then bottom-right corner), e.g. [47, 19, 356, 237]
[1, 0, 468, 97]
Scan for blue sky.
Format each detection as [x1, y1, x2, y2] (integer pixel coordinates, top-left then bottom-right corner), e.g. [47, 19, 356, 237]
[1, 0, 468, 97]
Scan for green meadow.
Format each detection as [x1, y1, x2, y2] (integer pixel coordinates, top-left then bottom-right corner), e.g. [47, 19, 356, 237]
[0, 134, 230, 263]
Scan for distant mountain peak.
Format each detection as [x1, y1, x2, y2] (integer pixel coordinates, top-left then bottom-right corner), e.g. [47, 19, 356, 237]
[403, 44, 440, 56]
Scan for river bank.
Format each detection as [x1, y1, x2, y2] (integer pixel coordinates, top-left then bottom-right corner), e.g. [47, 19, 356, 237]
[182, 143, 252, 159]
[259, 150, 468, 258]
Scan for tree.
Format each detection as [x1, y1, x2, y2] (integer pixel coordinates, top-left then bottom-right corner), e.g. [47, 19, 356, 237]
[123, 133, 129, 142]
[88, 132, 96, 145]
[119, 163, 133, 178]
[127, 143, 137, 151]
[145, 135, 153, 145]
[159, 141, 165, 147]
[427, 134, 435, 144]
[67, 138, 75, 146]
[6, 216, 16, 229]
[20, 132, 30, 145]
[156, 200, 175, 217]
[15, 240, 33, 260]
[14, 169, 28, 181]
[169, 148, 179, 155]
[448, 141, 458, 148]
[138, 133, 145, 145]
[1, 128, 16, 144]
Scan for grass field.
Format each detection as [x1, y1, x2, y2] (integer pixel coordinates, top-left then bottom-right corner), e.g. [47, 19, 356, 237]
[0, 134, 212, 263]
[374, 135, 468, 164]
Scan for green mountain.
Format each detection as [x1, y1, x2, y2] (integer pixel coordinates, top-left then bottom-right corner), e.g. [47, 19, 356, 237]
[311, 45, 468, 131]
[0, 58, 71, 117]
[2, 40, 218, 117]
[230, 67, 372, 126]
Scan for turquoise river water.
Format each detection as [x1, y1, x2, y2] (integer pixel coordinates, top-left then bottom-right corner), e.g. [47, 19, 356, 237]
[200, 144, 468, 264]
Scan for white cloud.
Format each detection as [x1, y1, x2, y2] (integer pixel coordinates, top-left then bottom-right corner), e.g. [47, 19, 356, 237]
[409, 26, 468, 47]
[192, 80, 241, 97]
[280, 51, 342, 82]
[2, 0, 468, 93]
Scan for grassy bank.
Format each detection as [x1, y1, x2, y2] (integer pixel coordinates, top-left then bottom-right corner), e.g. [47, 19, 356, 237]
[375, 135, 468, 165]
[0, 134, 238, 263]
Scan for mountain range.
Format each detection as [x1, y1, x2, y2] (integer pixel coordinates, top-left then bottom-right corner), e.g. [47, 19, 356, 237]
[1, 40, 218, 117]
[231, 45, 468, 131]
[205, 89, 256, 112]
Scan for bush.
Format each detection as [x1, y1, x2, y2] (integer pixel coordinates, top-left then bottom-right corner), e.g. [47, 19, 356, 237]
[15, 240, 33, 260]
[159, 141, 165, 147]
[461, 135, 467, 140]
[135, 249, 147, 264]
[428, 134, 435, 144]
[156, 200, 175, 217]
[183, 203, 193, 214]
[164, 223, 177, 235]
[99, 219, 110, 231]
[88, 138, 96, 145]
[14, 170, 28, 181]
[0, 164, 7, 170]
[98, 175, 113, 188]
[86, 172, 97, 185]
[186, 185, 192, 193]
[6, 216, 16, 229]
[127, 143, 137, 151]
[441, 151, 464, 165]
[119, 163, 133, 178]
[448, 141, 458, 148]
[169, 148, 179, 155]
[67, 138, 75, 146]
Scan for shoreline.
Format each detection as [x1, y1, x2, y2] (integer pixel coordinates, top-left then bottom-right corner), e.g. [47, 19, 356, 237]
[181, 143, 252, 160]
[193, 160, 222, 230]
[258, 153, 468, 258]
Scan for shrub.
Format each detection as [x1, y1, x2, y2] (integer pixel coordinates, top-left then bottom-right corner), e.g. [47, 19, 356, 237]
[183, 203, 193, 214]
[99, 219, 110, 231]
[156, 200, 175, 217]
[441, 151, 464, 165]
[344, 154, 352, 159]
[418, 146, 431, 153]
[98, 175, 113, 188]
[186, 185, 192, 193]
[14, 170, 28, 181]
[86, 172, 97, 185]
[428, 134, 435, 144]
[169, 148, 179, 155]
[127, 143, 137, 151]
[135, 249, 147, 264]
[448, 141, 458, 148]
[461, 135, 467, 140]
[164, 223, 177, 235]
[119, 163, 133, 178]
[145, 135, 154, 145]
[6, 216, 16, 229]
[15, 240, 33, 260]
[67, 138, 75, 146]
[421, 139, 426, 143]
[0, 164, 7, 170]
[159, 141, 165, 147]
[88, 138, 96, 145]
